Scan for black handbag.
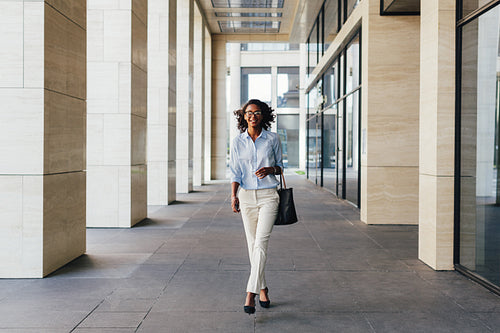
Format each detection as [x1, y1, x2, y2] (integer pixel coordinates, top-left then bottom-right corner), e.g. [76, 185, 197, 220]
[274, 171, 298, 225]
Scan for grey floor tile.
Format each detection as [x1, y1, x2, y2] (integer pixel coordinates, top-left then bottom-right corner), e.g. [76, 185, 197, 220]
[364, 311, 490, 333]
[256, 312, 373, 333]
[137, 311, 254, 333]
[78, 312, 147, 328]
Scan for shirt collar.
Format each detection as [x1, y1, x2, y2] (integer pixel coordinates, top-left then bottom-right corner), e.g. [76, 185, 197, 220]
[245, 129, 268, 140]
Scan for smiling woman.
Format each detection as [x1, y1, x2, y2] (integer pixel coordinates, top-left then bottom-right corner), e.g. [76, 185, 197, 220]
[229, 99, 284, 314]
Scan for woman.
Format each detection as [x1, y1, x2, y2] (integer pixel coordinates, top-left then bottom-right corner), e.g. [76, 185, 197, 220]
[229, 99, 283, 314]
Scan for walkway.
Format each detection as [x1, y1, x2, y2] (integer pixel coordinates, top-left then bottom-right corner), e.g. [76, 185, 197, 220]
[0, 174, 499, 332]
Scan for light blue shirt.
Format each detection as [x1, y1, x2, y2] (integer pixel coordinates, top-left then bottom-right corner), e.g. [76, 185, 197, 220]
[230, 129, 283, 190]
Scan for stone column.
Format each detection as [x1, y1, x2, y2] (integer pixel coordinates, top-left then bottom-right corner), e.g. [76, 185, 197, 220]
[204, 27, 212, 182]
[148, 0, 176, 205]
[87, 0, 147, 227]
[229, 43, 241, 148]
[176, 0, 194, 193]
[193, 5, 205, 187]
[299, 43, 308, 171]
[0, 0, 86, 277]
[419, 0, 455, 270]
[212, 37, 228, 180]
[360, 0, 420, 225]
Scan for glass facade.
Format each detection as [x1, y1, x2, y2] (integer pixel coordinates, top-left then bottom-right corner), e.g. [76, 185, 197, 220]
[240, 43, 300, 51]
[277, 115, 299, 168]
[240, 67, 272, 105]
[306, 32, 361, 206]
[277, 67, 300, 108]
[457, 2, 500, 290]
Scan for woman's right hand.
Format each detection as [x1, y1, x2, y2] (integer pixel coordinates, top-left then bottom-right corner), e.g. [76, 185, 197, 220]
[231, 196, 240, 213]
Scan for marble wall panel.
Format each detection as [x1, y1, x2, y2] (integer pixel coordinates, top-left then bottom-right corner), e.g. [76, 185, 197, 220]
[119, 63, 132, 114]
[366, 112, 419, 167]
[132, 0, 147, 27]
[87, 114, 104, 165]
[24, 2, 44, 88]
[87, 62, 119, 106]
[0, 176, 43, 278]
[118, 165, 132, 226]
[131, 114, 147, 166]
[131, 164, 147, 226]
[148, 161, 167, 205]
[365, 166, 419, 225]
[44, 90, 86, 174]
[148, 124, 168, 162]
[103, 10, 131, 62]
[45, 3, 86, 99]
[132, 64, 147, 118]
[43, 172, 86, 276]
[132, 9, 147, 72]
[45, 0, 86, 28]
[103, 114, 131, 165]
[0, 89, 44, 174]
[87, 165, 120, 227]
[0, 1, 23, 88]
[87, 0, 123, 10]
[87, 10, 104, 62]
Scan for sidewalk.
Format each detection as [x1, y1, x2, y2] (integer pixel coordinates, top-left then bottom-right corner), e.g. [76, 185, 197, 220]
[0, 174, 499, 332]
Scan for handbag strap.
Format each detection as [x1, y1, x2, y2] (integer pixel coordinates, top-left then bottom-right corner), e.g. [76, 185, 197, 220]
[278, 167, 287, 189]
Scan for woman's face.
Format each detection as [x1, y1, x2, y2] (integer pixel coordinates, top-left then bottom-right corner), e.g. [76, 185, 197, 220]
[244, 104, 263, 129]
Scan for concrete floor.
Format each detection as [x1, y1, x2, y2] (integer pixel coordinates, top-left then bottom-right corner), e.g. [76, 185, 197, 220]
[0, 174, 499, 332]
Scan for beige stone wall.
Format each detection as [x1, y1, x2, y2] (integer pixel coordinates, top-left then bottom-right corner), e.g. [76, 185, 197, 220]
[0, 0, 86, 277]
[87, 0, 147, 227]
[211, 37, 227, 180]
[418, 0, 455, 270]
[148, 0, 177, 205]
[360, 0, 420, 225]
[176, 0, 194, 192]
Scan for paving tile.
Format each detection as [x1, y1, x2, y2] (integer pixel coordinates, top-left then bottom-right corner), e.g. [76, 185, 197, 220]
[255, 312, 373, 333]
[137, 311, 254, 333]
[364, 311, 490, 333]
[78, 312, 147, 328]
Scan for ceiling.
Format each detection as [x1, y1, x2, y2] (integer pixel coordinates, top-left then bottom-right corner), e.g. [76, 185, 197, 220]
[196, 0, 325, 42]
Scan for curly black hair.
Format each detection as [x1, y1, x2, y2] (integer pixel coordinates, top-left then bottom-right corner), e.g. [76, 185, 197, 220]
[233, 99, 276, 133]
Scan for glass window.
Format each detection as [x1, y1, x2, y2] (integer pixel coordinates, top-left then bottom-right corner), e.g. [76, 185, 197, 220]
[240, 67, 272, 105]
[462, 0, 495, 19]
[277, 115, 300, 168]
[241, 43, 300, 51]
[347, 0, 360, 18]
[346, 35, 360, 93]
[324, 64, 337, 108]
[308, 21, 319, 77]
[277, 67, 300, 108]
[345, 91, 359, 205]
[323, 108, 337, 192]
[459, 4, 500, 288]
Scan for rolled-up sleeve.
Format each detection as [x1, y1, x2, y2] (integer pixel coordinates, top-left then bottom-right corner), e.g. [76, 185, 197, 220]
[273, 135, 284, 170]
[229, 139, 242, 184]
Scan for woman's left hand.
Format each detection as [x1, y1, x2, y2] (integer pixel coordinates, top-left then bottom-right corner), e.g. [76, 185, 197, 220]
[255, 167, 274, 179]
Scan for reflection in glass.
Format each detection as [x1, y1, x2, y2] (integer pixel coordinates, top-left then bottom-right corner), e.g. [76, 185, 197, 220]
[277, 115, 299, 168]
[240, 67, 272, 105]
[347, 0, 360, 18]
[462, 0, 495, 19]
[324, 63, 337, 108]
[459, 5, 500, 288]
[323, 108, 337, 193]
[277, 67, 300, 108]
[307, 116, 321, 184]
[346, 36, 360, 93]
[346, 92, 359, 205]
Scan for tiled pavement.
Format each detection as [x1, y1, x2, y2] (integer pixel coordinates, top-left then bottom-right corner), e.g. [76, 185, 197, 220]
[0, 174, 499, 332]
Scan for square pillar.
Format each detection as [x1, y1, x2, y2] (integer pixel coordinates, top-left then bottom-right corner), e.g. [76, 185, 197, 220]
[419, 0, 456, 270]
[0, 1, 86, 277]
[211, 37, 227, 180]
[148, 0, 177, 204]
[193, 4, 205, 187]
[360, 0, 420, 225]
[87, 0, 147, 227]
[204, 27, 212, 182]
[176, 0, 194, 193]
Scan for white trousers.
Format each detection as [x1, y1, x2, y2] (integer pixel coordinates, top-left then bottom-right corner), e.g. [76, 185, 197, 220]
[239, 188, 279, 294]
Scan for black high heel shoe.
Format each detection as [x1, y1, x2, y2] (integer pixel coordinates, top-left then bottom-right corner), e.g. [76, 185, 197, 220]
[244, 293, 256, 314]
[259, 287, 270, 308]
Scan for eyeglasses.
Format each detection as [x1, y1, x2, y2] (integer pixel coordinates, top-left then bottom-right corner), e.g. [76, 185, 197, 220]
[245, 111, 262, 116]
